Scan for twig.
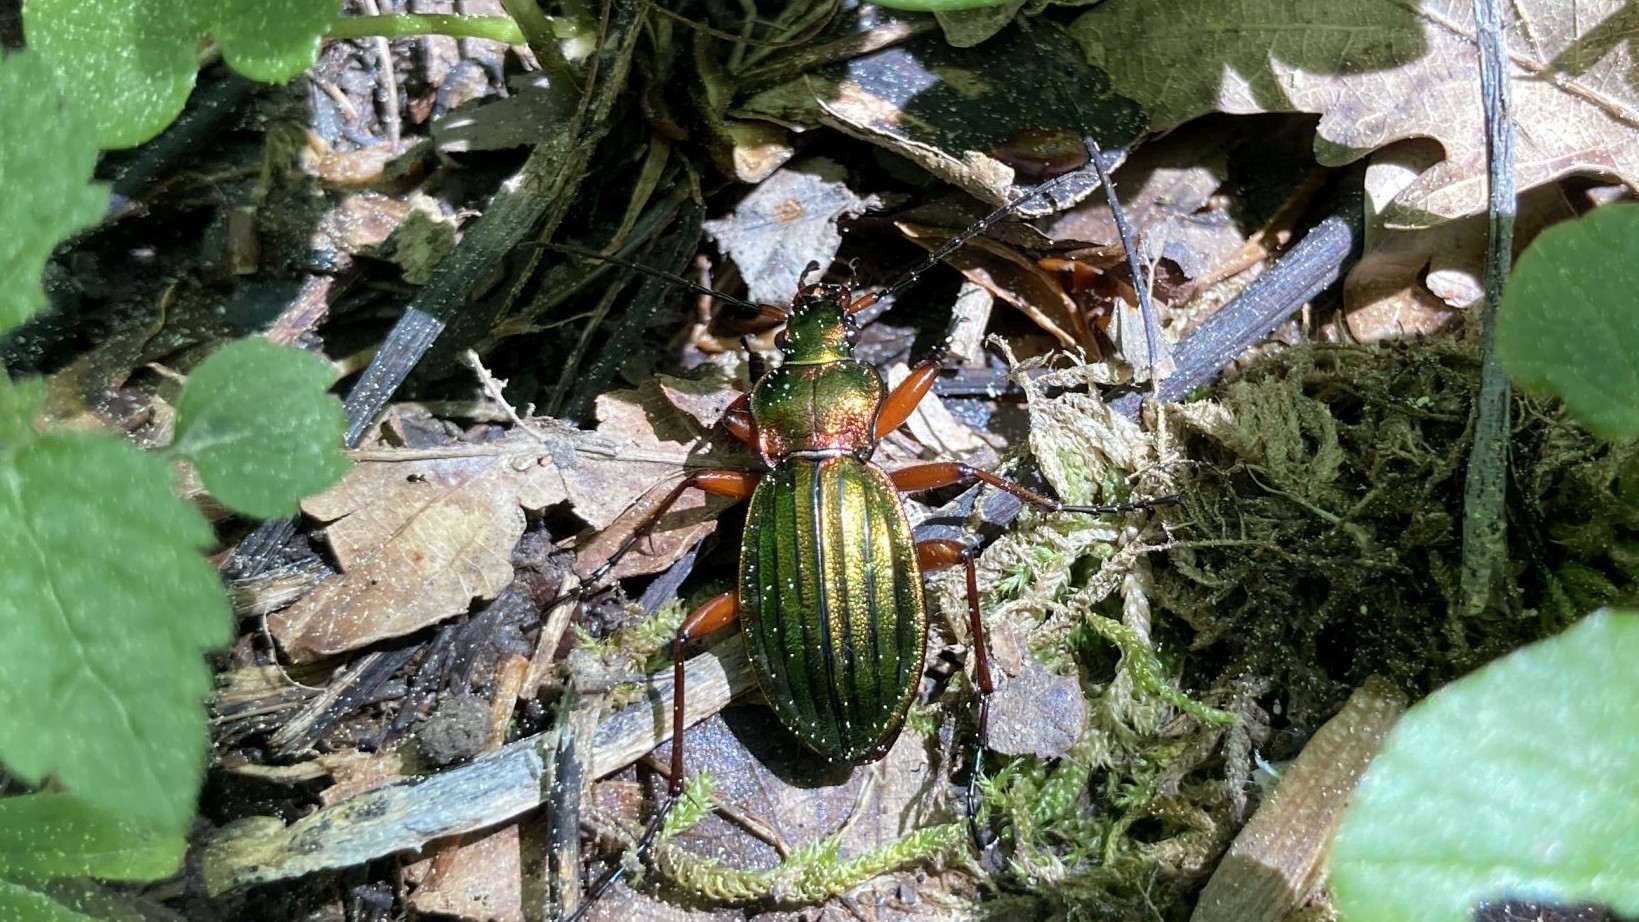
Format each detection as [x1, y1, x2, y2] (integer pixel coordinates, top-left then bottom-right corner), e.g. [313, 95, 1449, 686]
[1458, 0, 1516, 619]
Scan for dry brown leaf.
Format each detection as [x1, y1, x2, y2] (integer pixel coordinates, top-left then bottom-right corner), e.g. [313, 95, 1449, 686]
[897, 220, 1084, 349]
[1041, 118, 1268, 281]
[701, 158, 881, 306]
[1075, 0, 1639, 225]
[403, 826, 524, 922]
[1344, 139, 1580, 341]
[567, 378, 751, 582]
[269, 439, 566, 661]
[270, 375, 756, 660]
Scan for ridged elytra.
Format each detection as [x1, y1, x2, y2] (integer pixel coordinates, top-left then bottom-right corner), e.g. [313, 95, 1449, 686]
[565, 140, 1173, 917]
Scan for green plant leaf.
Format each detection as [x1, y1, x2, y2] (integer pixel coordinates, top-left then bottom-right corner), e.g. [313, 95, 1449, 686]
[211, 2, 338, 83]
[1330, 610, 1639, 922]
[0, 52, 108, 336]
[1497, 203, 1639, 439]
[172, 338, 350, 519]
[24, 0, 340, 148]
[0, 879, 96, 922]
[0, 382, 231, 834]
[0, 795, 183, 881]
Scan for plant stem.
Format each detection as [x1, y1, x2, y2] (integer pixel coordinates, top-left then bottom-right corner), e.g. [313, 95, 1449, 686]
[326, 14, 527, 45]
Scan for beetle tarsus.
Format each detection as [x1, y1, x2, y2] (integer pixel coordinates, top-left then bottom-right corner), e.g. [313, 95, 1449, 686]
[966, 695, 998, 854]
[1059, 494, 1181, 515]
[561, 795, 678, 922]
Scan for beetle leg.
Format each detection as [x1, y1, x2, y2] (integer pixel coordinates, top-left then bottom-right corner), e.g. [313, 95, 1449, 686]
[873, 346, 948, 440]
[917, 538, 996, 849]
[565, 589, 740, 922]
[892, 461, 1176, 515]
[669, 589, 740, 794]
[721, 392, 759, 448]
[915, 539, 992, 695]
[582, 469, 761, 588]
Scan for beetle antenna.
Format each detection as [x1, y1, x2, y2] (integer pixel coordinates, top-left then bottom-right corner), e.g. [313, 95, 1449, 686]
[541, 241, 774, 316]
[853, 166, 1093, 313]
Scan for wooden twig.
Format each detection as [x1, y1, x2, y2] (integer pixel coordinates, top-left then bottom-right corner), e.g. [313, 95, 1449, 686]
[1458, 0, 1517, 619]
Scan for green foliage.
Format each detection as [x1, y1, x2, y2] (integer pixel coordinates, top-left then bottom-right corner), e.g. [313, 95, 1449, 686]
[655, 761, 964, 903]
[0, 347, 348, 843]
[1083, 614, 1236, 726]
[24, 0, 342, 148]
[0, 881, 95, 922]
[979, 753, 1103, 870]
[1330, 610, 1639, 922]
[0, 53, 107, 335]
[0, 40, 349, 879]
[0, 794, 184, 882]
[0, 381, 230, 834]
[658, 817, 965, 903]
[660, 770, 717, 841]
[1498, 203, 1639, 439]
[173, 338, 351, 518]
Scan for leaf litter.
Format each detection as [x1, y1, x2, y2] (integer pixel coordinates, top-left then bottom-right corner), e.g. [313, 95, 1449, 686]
[40, 3, 1629, 920]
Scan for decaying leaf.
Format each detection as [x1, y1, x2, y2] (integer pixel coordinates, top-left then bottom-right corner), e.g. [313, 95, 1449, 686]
[898, 218, 1085, 349]
[567, 378, 750, 583]
[267, 438, 566, 662]
[1074, 0, 1639, 226]
[270, 376, 750, 661]
[702, 157, 881, 306]
[1042, 116, 1313, 283]
[741, 21, 1144, 209]
[1344, 140, 1580, 342]
[403, 825, 524, 922]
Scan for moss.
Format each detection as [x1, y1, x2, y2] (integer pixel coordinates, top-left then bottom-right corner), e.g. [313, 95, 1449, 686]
[654, 773, 967, 905]
[961, 340, 1637, 919]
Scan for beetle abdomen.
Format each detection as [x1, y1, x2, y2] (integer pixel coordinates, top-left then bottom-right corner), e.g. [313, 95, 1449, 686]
[740, 456, 928, 761]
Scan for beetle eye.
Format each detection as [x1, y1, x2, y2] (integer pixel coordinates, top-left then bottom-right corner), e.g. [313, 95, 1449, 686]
[774, 330, 789, 350]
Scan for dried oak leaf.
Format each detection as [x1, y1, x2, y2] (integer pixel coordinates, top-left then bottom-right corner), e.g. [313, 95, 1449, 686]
[268, 436, 566, 662]
[1344, 139, 1579, 342]
[1072, 0, 1639, 226]
[270, 376, 750, 661]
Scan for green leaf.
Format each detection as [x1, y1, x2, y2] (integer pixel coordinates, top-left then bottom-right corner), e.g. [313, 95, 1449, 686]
[0, 52, 108, 335]
[0, 384, 231, 834]
[212, 2, 337, 84]
[22, 0, 202, 150]
[1330, 610, 1639, 922]
[172, 338, 350, 519]
[24, 0, 340, 148]
[0, 880, 96, 922]
[1498, 203, 1639, 439]
[0, 795, 183, 881]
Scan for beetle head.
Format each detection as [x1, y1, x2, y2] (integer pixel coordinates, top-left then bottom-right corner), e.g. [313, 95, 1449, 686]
[778, 282, 858, 364]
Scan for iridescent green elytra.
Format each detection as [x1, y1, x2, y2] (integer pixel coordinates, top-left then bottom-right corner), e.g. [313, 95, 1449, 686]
[741, 455, 926, 760]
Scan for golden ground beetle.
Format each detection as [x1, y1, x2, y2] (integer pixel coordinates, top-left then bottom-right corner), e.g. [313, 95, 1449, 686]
[566, 146, 1171, 914]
